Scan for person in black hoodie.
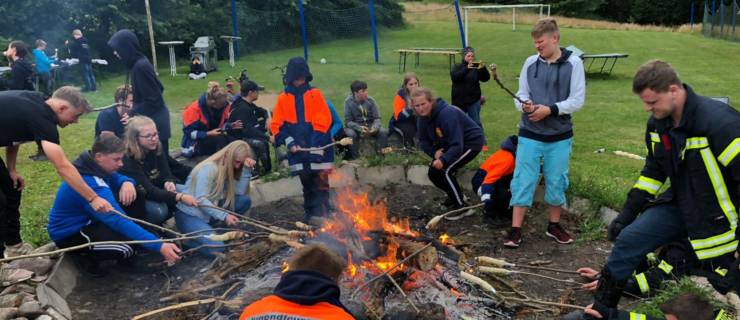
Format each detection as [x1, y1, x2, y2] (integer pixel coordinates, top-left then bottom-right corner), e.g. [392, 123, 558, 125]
[412, 87, 486, 211]
[239, 244, 354, 319]
[227, 80, 272, 174]
[450, 46, 490, 128]
[108, 29, 171, 154]
[119, 116, 198, 225]
[188, 56, 207, 80]
[108, 29, 191, 181]
[1, 41, 35, 91]
[66, 29, 96, 92]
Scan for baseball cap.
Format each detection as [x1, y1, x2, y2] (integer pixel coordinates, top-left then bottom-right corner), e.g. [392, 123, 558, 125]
[242, 80, 265, 93]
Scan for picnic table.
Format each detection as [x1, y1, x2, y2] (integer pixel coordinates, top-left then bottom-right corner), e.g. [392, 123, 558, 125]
[396, 48, 462, 73]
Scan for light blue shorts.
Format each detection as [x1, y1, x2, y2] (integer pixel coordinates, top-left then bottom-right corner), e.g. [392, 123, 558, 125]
[509, 136, 572, 207]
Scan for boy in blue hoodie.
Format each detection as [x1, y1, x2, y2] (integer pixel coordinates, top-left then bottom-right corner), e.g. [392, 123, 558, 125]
[48, 134, 181, 275]
[412, 87, 485, 212]
[271, 57, 341, 223]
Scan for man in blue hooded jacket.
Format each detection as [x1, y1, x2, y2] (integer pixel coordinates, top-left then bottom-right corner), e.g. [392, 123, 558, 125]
[412, 87, 485, 212]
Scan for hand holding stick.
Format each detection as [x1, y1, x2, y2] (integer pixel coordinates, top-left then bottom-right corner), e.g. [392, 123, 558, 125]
[294, 137, 353, 152]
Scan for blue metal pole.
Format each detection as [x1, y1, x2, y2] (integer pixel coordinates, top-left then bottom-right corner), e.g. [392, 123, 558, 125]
[298, 0, 308, 60]
[368, 0, 380, 64]
[231, 0, 239, 57]
[690, 1, 695, 28]
[732, 0, 737, 40]
[454, 0, 466, 48]
[720, 0, 725, 36]
[712, 0, 716, 33]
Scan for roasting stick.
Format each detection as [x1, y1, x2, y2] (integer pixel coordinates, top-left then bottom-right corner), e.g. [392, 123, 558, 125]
[132, 298, 220, 320]
[110, 208, 183, 237]
[476, 256, 580, 275]
[197, 204, 294, 235]
[372, 261, 421, 314]
[426, 203, 484, 230]
[351, 242, 434, 298]
[295, 137, 353, 152]
[478, 266, 581, 285]
[489, 63, 527, 104]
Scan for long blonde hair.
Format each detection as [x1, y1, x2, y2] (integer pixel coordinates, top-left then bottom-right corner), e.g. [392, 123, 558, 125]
[190, 140, 252, 210]
[123, 116, 161, 161]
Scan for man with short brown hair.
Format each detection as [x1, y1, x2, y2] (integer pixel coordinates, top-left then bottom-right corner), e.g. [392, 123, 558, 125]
[0, 86, 112, 258]
[589, 60, 740, 317]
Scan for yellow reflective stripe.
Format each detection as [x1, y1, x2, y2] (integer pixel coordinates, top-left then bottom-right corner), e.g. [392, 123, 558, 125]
[633, 176, 663, 195]
[695, 240, 739, 260]
[649, 132, 660, 142]
[715, 267, 728, 277]
[635, 273, 649, 294]
[718, 138, 740, 166]
[699, 148, 738, 228]
[685, 137, 709, 149]
[630, 312, 647, 320]
[715, 309, 732, 320]
[658, 260, 673, 274]
[690, 229, 736, 250]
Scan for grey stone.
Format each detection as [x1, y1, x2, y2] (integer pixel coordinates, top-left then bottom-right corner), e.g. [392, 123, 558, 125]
[0, 284, 34, 296]
[35, 286, 70, 320]
[30, 244, 56, 255]
[356, 165, 405, 187]
[252, 176, 302, 204]
[406, 165, 433, 186]
[36, 316, 52, 320]
[329, 164, 357, 189]
[9, 258, 54, 278]
[564, 196, 595, 217]
[0, 308, 18, 320]
[0, 293, 24, 308]
[43, 307, 67, 320]
[43, 255, 77, 298]
[599, 206, 620, 224]
[17, 301, 43, 317]
[457, 169, 476, 191]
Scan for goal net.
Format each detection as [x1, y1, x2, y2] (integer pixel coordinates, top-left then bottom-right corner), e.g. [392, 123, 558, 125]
[462, 4, 551, 46]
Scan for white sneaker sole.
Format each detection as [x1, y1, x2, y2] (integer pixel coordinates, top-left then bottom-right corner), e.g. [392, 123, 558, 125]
[546, 231, 574, 244]
[444, 209, 475, 221]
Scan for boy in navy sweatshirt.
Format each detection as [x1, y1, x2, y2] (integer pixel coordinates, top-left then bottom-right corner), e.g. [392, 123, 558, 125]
[412, 87, 485, 211]
[47, 134, 181, 275]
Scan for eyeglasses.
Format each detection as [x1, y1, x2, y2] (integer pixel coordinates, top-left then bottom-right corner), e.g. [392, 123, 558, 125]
[138, 132, 159, 140]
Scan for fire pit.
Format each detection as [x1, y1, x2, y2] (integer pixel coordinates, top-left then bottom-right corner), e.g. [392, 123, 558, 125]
[57, 164, 609, 319]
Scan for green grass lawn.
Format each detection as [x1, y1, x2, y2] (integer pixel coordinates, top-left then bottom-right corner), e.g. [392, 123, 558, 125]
[15, 20, 740, 245]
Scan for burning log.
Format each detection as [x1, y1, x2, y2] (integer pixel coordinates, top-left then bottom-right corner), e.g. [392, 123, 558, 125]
[394, 238, 438, 272]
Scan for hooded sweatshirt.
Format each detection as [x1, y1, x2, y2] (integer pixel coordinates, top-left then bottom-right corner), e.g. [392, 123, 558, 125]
[343, 92, 381, 131]
[108, 29, 171, 140]
[47, 151, 161, 252]
[4, 58, 35, 91]
[68, 36, 92, 64]
[515, 48, 585, 142]
[418, 98, 486, 165]
[239, 270, 354, 320]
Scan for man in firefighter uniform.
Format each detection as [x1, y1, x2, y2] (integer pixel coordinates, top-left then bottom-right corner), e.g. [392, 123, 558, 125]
[271, 57, 340, 223]
[590, 60, 740, 314]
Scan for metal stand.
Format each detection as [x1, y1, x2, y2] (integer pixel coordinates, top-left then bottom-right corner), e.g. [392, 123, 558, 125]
[220, 36, 242, 68]
[157, 41, 184, 76]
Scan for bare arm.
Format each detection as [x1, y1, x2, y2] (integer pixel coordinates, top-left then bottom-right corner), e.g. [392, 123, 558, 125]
[41, 141, 112, 212]
[5, 145, 19, 172]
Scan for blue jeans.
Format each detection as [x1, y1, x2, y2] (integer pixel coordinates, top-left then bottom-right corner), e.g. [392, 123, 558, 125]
[174, 194, 251, 257]
[81, 63, 96, 91]
[607, 203, 686, 280]
[465, 100, 482, 129]
[510, 137, 572, 207]
[144, 201, 170, 225]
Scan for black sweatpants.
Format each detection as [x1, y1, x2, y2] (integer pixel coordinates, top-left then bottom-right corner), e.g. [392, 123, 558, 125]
[0, 156, 23, 254]
[55, 222, 136, 262]
[299, 170, 331, 222]
[428, 148, 480, 206]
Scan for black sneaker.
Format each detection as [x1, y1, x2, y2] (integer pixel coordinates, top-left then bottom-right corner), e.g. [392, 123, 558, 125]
[503, 228, 522, 248]
[441, 198, 457, 208]
[546, 223, 574, 244]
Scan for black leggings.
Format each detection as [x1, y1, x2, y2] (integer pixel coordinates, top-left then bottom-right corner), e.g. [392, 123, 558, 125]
[427, 148, 481, 206]
[0, 156, 22, 251]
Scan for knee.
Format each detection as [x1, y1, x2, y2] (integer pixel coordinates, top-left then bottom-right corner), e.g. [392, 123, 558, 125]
[235, 196, 252, 214]
[344, 128, 358, 138]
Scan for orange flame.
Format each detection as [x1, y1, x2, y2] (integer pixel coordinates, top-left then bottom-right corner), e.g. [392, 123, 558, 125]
[282, 262, 289, 273]
[450, 287, 463, 298]
[439, 233, 455, 245]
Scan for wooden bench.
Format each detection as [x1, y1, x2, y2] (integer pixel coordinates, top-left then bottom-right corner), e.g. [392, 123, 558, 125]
[396, 48, 462, 73]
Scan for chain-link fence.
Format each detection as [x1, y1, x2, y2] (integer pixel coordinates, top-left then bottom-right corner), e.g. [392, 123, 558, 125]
[702, 0, 739, 41]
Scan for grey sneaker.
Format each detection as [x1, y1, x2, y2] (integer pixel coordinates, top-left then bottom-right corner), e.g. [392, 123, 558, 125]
[4, 243, 34, 258]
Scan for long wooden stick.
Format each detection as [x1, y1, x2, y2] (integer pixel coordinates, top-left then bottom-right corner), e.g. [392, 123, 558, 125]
[110, 209, 183, 237]
[373, 261, 420, 314]
[426, 203, 484, 230]
[295, 137, 353, 152]
[0, 236, 202, 263]
[489, 63, 526, 104]
[132, 298, 218, 320]
[351, 242, 433, 298]
[197, 204, 290, 235]
[160, 279, 238, 303]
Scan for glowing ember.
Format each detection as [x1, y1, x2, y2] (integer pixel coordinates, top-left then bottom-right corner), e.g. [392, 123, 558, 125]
[450, 288, 463, 298]
[439, 233, 455, 245]
[281, 262, 289, 273]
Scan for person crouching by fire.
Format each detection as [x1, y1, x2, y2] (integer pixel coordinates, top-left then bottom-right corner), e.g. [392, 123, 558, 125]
[239, 244, 354, 320]
[174, 140, 255, 257]
[270, 57, 341, 223]
[412, 87, 486, 212]
[47, 133, 181, 276]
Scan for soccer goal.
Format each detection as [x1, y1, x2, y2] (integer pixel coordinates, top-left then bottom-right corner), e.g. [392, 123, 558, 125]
[462, 4, 551, 46]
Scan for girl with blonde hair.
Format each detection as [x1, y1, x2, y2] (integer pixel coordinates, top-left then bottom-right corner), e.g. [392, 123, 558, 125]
[119, 116, 198, 225]
[175, 140, 255, 256]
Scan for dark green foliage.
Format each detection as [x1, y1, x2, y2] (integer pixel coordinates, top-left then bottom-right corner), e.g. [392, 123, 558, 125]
[0, 0, 404, 70]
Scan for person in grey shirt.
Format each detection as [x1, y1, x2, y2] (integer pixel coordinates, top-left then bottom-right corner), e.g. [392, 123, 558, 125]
[343, 80, 388, 159]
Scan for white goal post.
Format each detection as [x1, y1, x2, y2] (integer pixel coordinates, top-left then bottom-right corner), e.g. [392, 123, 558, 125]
[462, 4, 551, 46]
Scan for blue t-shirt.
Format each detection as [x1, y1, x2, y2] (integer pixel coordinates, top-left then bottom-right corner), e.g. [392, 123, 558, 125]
[95, 107, 125, 138]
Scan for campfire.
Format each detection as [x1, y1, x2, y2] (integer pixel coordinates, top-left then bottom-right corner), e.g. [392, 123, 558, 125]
[259, 179, 513, 319]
